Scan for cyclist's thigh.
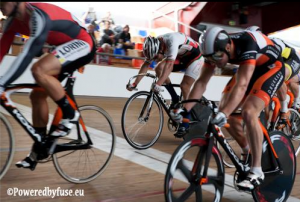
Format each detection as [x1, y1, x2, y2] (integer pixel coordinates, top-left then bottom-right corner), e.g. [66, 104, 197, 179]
[286, 50, 300, 80]
[52, 39, 96, 81]
[184, 56, 203, 80]
[33, 53, 62, 76]
[245, 60, 285, 107]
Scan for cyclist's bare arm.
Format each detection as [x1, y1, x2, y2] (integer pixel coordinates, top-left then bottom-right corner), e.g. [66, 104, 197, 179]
[156, 59, 174, 86]
[219, 63, 255, 117]
[154, 58, 171, 83]
[184, 62, 216, 111]
[132, 60, 151, 85]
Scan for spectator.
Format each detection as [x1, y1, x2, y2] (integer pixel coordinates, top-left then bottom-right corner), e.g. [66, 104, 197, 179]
[101, 11, 115, 25]
[99, 21, 115, 46]
[118, 25, 134, 51]
[95, 43, 111, 65]
[86, 23, 98, 45]
[82, 7, 99, 31]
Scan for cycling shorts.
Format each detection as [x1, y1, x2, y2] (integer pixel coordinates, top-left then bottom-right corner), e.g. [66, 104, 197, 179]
[284, 49, 300, 81]
[223, 59, 285, 106]
[52, 35, 96, 81]
[172, 46, 202, 80]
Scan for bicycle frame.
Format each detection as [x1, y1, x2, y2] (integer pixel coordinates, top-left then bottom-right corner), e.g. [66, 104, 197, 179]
[180, 99, 283, 177]
[0, 74, 92, 155]
[128, 73, 181, 121]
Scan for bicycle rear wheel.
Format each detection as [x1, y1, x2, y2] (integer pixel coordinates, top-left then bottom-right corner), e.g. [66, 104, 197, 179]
[252, 131, 296, 202]
[53, 105, 116, 183]
[121, 91, 164, 149]
[165, 137, 225, 202]
[0, 113, 14, 180]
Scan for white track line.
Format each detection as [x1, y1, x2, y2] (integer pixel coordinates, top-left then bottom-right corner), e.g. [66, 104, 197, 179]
[1, 104, 299, 202]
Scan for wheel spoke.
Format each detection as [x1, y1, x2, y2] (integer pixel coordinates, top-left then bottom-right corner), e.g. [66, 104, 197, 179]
[195, 185, 203, 201]
[177, 160, 192, 181]
[178, 184, 195, 201]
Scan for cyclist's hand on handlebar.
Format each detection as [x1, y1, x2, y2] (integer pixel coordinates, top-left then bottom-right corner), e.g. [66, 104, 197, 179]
[170, 108, 189, 123]
[152, 84, 164, 93]
[126, 83, 137, 91]
[211, 111, 227, 127]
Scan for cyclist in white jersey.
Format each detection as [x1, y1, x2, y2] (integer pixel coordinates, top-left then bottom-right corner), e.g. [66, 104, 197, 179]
[127, 32, 203, 109]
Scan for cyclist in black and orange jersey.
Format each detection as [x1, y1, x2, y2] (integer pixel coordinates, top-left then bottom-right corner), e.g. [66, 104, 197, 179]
[246, 26, 300, 122]
[0, 2, 96, 169]
[172, 26, 285, 191]
[127, 33, 203, 109]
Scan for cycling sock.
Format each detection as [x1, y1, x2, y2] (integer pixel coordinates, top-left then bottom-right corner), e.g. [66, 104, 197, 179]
[164, 82, 179, 103]
[181, 108, 191, 129]
[55, 95, 75, 119]
[280, 97, 289, 113]
[250, 167, 264, 176]
[294, 93, 300, 108]
[33, 127, 47, 136]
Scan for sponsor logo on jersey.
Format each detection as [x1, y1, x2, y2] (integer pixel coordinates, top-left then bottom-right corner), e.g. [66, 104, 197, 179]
[268, 71, 283, 97]
[30, 13, 38, 36]
[291, 60, 300, 72]
[58, 41, 87, 56]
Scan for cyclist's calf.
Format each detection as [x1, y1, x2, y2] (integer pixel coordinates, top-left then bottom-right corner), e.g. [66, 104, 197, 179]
[29, 89, 49, 128]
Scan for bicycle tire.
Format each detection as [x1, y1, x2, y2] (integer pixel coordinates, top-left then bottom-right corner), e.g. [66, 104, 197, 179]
[121, 91, 164, 149]
[53, 105, 116, 183]
[252, 131, 296, 202]
[0, 113, 15, 180]
[165, 137, 225, 202]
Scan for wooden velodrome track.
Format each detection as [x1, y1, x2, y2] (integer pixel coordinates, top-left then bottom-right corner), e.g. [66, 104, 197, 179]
[1, 94, 300, 202]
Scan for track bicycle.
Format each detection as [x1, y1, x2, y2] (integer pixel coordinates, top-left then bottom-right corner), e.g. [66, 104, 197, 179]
[164, 98, 296, 202]
[220, 90, 300, 168]
[121, 73, 182, 149]
[268, 90, 300, 157]
[0, 70, 116, 183]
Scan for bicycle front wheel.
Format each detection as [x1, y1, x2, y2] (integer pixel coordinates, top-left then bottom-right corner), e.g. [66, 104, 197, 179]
[273, 108, 300, 138]
[121, 91, 164, 149]
[0, 113, 14, 180]
[165, 137, 225, 202]
[53, 105, 116, 183]
[253, 131, 296, 202]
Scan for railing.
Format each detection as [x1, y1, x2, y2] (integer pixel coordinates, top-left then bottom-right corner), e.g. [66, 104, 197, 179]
[11, 41, 146, 60]
[151, 2, 207, 34]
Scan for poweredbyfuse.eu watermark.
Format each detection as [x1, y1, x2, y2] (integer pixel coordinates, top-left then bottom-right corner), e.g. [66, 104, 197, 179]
[7, 187, 84, 198]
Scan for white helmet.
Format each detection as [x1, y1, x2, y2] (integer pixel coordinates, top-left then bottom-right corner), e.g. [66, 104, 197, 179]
[199, 27, 231, 57]
[143, 36, 160, 60]
[246, 26, 261, 32]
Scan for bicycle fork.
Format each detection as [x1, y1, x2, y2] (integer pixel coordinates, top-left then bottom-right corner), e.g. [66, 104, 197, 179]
[138, 92, 155, 123]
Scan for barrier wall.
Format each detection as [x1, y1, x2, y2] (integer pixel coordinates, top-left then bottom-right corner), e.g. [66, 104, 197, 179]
[0, 55, 231, 101]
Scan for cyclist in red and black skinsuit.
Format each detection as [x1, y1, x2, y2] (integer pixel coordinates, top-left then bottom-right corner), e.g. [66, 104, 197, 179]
[172, 27, 285, 191]
[0, 2, 96, 169]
